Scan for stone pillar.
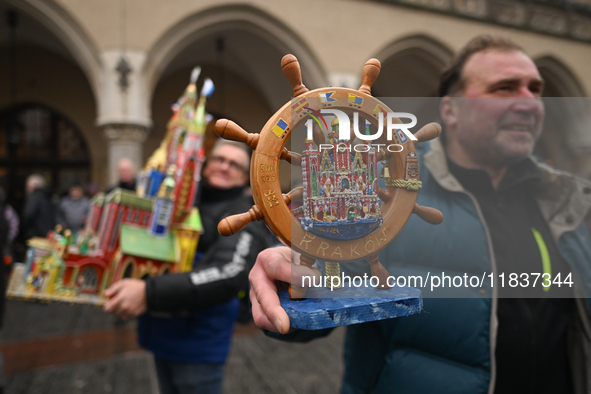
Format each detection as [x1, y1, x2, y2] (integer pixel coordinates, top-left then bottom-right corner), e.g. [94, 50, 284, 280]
[103, 124, 149, 186]
[565, 99, 591, 177]
[327, 73, 360, 89]
[97, 49, 152, 188]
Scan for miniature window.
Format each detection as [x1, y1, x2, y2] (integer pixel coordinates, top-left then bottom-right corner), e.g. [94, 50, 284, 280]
[122, 263, 133, 278]
[109, 209, 124, 251]
[80, 266, 99, 290]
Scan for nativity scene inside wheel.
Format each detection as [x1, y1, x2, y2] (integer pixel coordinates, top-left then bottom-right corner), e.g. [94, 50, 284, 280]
[214, 54, 444, 330]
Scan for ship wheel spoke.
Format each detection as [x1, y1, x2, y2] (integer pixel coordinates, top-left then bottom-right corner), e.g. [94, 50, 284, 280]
[358, 59, 381, 95]
[281, 55, 309, 97]
[283, 186, 303, 206]
[312, 121, 326, 147]
[214, 119, 259, 150]
[376, 187, 393, 204]
[217, 205, 264, 236]
[412, 122, 441, 144]
[413, 203, 443, 225]
[280, 148, 302, 166]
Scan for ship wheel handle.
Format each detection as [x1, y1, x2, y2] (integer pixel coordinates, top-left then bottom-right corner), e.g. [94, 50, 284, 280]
[374, 122, 444, 225]
[281, 54, 309, 97]
[217, 188, 303, 236]
[359, 58, 381, 95]
[215, 119, 259, 150]
[413, 122, 441, 145]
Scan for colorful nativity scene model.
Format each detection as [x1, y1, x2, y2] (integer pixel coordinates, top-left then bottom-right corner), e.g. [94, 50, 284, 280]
[214, 55, 444, 329]
[7, 68, 214, 305]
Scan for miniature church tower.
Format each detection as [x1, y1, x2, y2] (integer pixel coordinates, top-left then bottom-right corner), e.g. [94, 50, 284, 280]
[172, 78, 214, 222]
[298, 115, 382, 240]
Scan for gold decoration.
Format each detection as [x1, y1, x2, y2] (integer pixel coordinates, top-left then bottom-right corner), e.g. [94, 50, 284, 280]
[385, 179, 422, 191]
[325, 261, 342, 290]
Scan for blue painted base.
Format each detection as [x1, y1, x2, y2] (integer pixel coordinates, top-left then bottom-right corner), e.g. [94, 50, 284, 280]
[279, 285, 422, 330]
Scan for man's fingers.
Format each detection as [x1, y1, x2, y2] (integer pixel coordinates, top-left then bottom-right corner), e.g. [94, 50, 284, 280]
[104, 280, 124, 297]
[249, 249, 293, 333]
[291, 264, 322, 288]
[103, 279, 146, 319]
[251, 278, 291, 334]
[250, 286, 283, 333]
[258, 248, 292, 282]
[103, 293, 122, 315]
[258, 247, 320, 287]
[249, 246, 326, 333]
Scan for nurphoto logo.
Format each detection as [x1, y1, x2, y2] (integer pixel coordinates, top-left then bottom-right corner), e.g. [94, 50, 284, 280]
[304, 109, 417, 153]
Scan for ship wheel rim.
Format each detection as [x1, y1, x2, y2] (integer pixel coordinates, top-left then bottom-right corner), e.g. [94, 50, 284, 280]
[251, 86, 418, 262]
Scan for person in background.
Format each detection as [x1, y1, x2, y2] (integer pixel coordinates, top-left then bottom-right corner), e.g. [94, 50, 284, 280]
[58, 182, 90, 232]
[248, 35, 591, 393]
[22, 174, 55, 240]
[0, 186, 19, 256]
[106, 158, 137, 194]
[104, 139, 269, 394]
[0, 186, 16, 394]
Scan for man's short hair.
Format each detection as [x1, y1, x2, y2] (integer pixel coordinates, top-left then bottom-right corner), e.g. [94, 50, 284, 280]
[211, 138, 252, 170]
[26, 174, 46, 190]
[69, 181, 85, 191]
[118, 158, 136, 172]
[438, 35, 524, 97]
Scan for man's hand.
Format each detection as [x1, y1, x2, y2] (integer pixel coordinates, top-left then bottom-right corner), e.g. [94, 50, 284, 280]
[249, 246, 321, 334]
[103, 279, 147, 319]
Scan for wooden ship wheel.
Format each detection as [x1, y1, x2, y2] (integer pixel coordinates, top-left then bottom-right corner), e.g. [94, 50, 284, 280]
[215, 54, 443, 298]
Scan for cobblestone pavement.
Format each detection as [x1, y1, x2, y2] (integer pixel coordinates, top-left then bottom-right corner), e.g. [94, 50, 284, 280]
[223, 327, 344, 394]
[4, 353, 157, 394]
[0, 300, 345, 394]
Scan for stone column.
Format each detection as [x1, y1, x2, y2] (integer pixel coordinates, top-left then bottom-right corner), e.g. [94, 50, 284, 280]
[327, 73, 360, 89]
[97, 49, 152, 188]
[564, 99, 591, 178]
[103, 124, 149, 186]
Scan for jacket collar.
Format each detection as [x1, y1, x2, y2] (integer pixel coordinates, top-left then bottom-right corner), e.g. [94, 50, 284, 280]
[424, 137, 591, 240]
[424, 137, 463, 192]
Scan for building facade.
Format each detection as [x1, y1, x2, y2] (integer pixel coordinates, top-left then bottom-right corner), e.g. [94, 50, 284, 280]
[1, 0, 591, 208]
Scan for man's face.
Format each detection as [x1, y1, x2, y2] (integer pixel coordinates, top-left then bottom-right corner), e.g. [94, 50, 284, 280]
[442, 50, 545, 169]
[202, 144, 249, 189]
[70, 186, 83, 199]
[118, 161, 136, 183]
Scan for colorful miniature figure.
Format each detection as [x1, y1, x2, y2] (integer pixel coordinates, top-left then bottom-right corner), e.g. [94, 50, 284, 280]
[148, 165, 177, 237]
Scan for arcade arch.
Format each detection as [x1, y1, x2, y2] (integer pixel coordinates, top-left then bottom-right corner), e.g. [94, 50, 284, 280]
[0, 0, 101, 96]
[535, 56, 590, 175]
[371, 35, 453, 131]
[145, 5, 326, 192]
[373, 35, 453, 98]
[0, 3, 103, 195]
[145, 5, 326, 111]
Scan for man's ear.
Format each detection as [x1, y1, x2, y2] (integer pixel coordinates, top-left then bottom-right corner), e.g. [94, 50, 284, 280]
[439, 96, 459, 128]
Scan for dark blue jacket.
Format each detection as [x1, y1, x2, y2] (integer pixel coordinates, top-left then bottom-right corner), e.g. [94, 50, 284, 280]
[139, 191, 269, 363]
[272, 139, 591, 394]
